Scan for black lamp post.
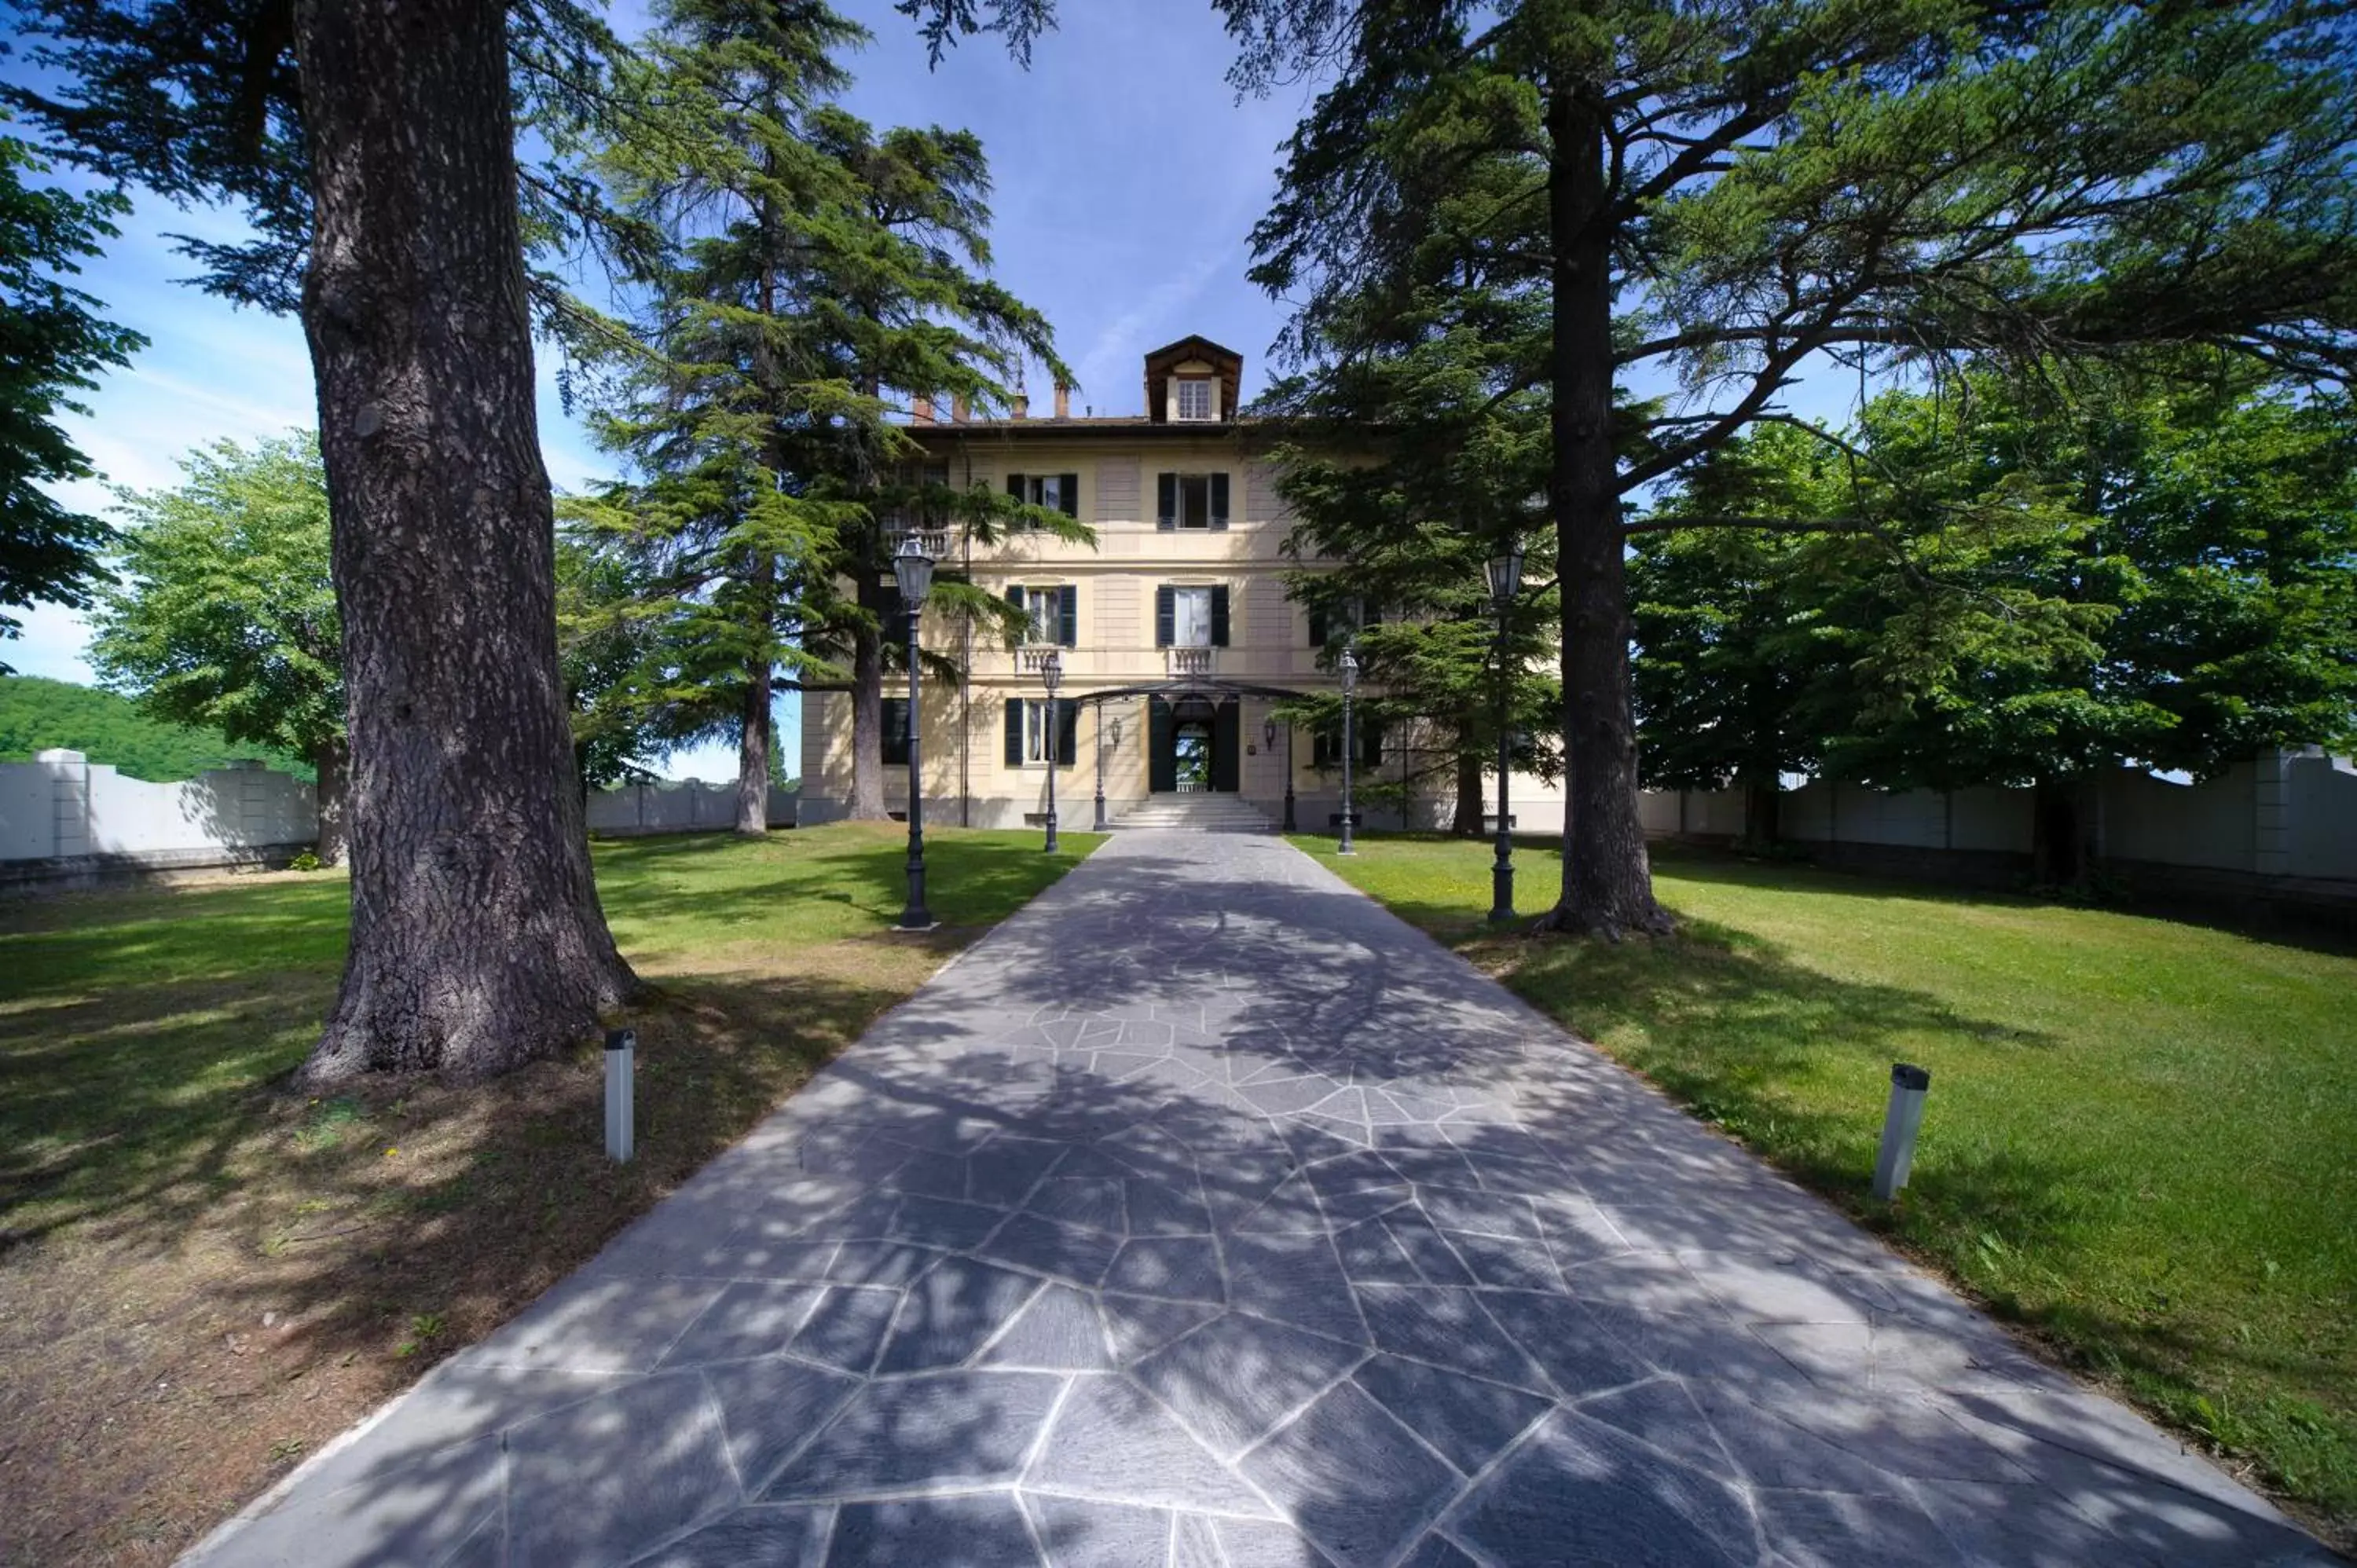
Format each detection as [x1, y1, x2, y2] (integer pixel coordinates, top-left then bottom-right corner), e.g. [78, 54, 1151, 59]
[893, 532, 937, 929]
[1338, 648, 1359, 855]
[1094, 711, 1122, 830]
[1039, 650, 1062, 853]
[1486, 539, 1526, 921]
[1265, 714, 1296, 832]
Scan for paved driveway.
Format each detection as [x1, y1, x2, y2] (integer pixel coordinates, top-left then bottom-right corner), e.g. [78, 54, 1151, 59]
[187, 832, 2330, 1567]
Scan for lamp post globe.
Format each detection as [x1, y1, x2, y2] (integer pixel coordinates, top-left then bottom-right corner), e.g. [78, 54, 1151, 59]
[893, 533, 937, 929]
[1338, 649, 1359, 856]
[1039, 650, 1062, 853]
[1486, 540, 1525, 921]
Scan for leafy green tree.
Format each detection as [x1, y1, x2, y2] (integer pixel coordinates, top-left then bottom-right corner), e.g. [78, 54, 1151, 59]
[1263, 241, 1560, 833]
[0, 672, 306, 779]
[586, 0, 1071, 830]
[1826, 372, 2357, 878]
[1628, 424, 1859, 848]
[1636, 369, 2357, 878]
[0, 125, 144, 668]
[89, 434, 348, 859]
[554, 535, 674, 793]
[1219, 0, 2357, 936]
[7, 0, 1046, 1080]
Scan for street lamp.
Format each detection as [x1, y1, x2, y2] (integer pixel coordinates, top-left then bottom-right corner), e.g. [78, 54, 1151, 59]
[1338, 648, 1359, 855]
[1265, 714, 1297, 832]
[892, 532, 937, 929]
[1094, 712, 1123, 830]
[1486, 539, 1527, 921]
[1038, 650, 1062, 853]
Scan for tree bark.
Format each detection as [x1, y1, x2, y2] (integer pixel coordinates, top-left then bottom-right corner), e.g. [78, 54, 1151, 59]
[1543, 85, 1673, 938]
[2031, 775, 2084, 887]
[735, 544, 775, 836]
[737, 653, 772, 836]
[1452, 745, 1484, 837]
[293, 0, 636, 1083]
[312, 735, 349, 866]
[1739, 772, 1780, 852]
[846, 565, 889, 819]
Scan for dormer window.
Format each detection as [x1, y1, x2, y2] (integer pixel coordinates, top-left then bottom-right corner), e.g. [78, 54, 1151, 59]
[1176, 378, 1215, 421]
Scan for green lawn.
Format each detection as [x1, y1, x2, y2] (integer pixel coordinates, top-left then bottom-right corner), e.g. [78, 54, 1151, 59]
[0, 823, 1098, 1567]
[1298, 833, 2357, 1546]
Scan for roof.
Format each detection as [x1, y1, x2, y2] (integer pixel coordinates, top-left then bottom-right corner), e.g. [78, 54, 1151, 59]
[907, 416, 1285, 442]
[1140, 333, 1245, 365]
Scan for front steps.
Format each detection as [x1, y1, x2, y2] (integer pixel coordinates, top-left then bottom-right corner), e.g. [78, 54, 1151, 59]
[1109, 794, 1276, 834]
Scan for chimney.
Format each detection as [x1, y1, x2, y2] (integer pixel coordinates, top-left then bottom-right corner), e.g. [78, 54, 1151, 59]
[951, 393, 971, 423]
[912, 394, 935, 425]
[1012, 390, 1030, 419]
[1054, 382, 1071, 419]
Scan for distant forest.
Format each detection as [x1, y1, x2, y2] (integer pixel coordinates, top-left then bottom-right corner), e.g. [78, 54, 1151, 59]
[0, 676, 311, 782]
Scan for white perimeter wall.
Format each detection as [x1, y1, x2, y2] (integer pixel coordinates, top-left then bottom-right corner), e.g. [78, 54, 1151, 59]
[2, 752, 797, 870]
[1639, 749, 2357, 882]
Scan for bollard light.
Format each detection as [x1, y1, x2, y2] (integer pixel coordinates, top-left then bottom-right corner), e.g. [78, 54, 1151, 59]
[1871, 1062, 1931, 1200]
[604, 1028, 636, 1162]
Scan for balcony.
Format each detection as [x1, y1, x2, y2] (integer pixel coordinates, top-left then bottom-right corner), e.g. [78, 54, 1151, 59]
[1165, 645, 1214, 680]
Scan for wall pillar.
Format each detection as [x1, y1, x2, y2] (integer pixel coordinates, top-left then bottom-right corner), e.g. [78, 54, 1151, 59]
[39, 749, 90, 859]
[2254, 748, 2303, 876]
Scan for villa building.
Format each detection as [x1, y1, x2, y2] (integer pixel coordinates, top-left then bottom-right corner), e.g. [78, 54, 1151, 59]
[797, 335, 1563, 834]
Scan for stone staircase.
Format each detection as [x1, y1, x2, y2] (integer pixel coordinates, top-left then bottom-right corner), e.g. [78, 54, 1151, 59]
[1109, 793, 1276, 834]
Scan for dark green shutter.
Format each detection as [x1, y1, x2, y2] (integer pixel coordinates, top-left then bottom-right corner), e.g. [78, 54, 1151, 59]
[1211, 701, 1240, 792]
[1308, 606, 1327, 647]
[1156, 473, 1176, 530]
[1149, 698, 1175, 793]
[1155, 584, 1175, 647]
[1006, 473, 1025, 498]
[1210, 472, 1230, 530]
[1058, 584, 1077, 647]
[1004, 699, 1023, 767]
[1209, 586, 1230, 647]
[1361, 717, 1384, 769]
[1059, 473, 1079, 518]
[1006, 583, 1026, 612]
[1056, 700, 1078, 768]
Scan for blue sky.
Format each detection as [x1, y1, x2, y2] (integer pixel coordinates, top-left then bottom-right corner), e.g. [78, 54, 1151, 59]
[13, 0, 1307, 779]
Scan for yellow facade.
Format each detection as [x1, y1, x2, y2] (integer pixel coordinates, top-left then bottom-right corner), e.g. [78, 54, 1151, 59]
[799, 335, 1568, 834]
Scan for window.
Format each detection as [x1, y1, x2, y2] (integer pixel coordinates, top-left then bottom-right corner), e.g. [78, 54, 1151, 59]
[1007, 584, 1076, 647]
[1308, 599, 1372, 647]
[1003, 698, 1078, 768]
[1155, 471, 1230, 530]
[1171, 587, 1211, 647]
[882, 698, 911, 766]
[1313, 718, 1383, 771]
[1006, 471, 1080, 528]
[1155, 584, 1230, 647]
[1176, 378, 1214, 421]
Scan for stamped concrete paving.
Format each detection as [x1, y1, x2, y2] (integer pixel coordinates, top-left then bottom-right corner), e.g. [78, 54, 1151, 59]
[187, 832, 2333, 1568]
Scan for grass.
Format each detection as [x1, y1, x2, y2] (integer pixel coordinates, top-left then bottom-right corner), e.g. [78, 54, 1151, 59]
[0, 822, 1099, 1567]
[1296, 832, 2357, 1552]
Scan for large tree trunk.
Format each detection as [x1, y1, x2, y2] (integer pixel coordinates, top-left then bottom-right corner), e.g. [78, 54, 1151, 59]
[846, 567, 889, 819]
[294, 0, 636, 1083]
[1543, 86, 1673, 938]
[735, 544, 775, 837]
[2031, 775, 2084, 887]
[1452, 745, 1484, 837]
[312, 735, 349, 867]
[736, 654, 772, 836]
[1739, 771, 1780, 852]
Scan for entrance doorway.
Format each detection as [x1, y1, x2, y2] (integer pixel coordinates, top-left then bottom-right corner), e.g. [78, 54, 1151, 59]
[1149, 696, 1240, 793]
